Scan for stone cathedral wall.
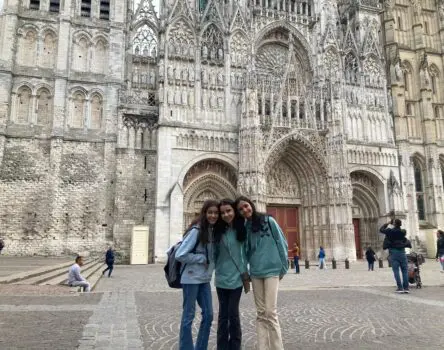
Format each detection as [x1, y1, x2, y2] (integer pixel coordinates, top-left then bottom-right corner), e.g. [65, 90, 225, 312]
[0, 138, 113, 255]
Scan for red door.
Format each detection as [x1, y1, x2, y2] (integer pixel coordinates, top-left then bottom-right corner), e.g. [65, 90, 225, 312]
[353, 219, 362, 259]
[267, 206, 299, 257]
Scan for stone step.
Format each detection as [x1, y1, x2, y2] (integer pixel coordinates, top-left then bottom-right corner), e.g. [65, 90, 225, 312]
[0, 259, 74, 284]
[89, 265, 107, 291]
[42, 260, 104, 286]
[14, 258, 99, 285]
[66, 262, 105, 293]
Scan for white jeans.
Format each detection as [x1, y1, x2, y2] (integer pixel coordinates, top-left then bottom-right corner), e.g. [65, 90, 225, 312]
[70, 280, 91, 292]
[251, 277, 284, 350]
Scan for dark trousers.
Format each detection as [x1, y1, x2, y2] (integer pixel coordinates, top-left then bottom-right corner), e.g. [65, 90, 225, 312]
[294, 256, 300, 273]
[216, 287, 242, 350]
[367, 261, 374, 271]
[103, 263, 113, 277]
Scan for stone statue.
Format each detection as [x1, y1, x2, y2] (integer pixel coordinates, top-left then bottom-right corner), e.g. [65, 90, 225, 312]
[248, 91, 256, 112]
[440, 1, 444, 21]
[420, 54, 430, 89]
[158, 61, 164, 79]
[167, 66, 173, 80]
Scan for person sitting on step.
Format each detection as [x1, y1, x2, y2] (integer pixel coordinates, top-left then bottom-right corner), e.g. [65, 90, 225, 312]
[68, 256, 91, 292]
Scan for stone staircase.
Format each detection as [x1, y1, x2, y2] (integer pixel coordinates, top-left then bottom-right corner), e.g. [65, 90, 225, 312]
[0, 258, 104, 292]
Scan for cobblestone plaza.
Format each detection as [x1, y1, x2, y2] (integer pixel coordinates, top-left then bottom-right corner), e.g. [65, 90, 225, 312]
[0, 260, 443, 349]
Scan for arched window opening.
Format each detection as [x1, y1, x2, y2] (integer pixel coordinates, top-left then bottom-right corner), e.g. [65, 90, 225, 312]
[90, 94, 102, 129]
[133, 24, 157, 57]
[81, 0, 92, 17]
[37, 89, 51, 125]
[16, 86, 32, 123]
[413, 158, 426, 221]
[72, 92, 86, 128]
[435, 106, 440, 119]
[201, 24, 224, 63]
[30, 0, 40, 10]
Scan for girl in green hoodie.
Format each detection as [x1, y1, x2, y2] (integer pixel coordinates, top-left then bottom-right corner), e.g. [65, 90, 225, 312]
[214, 199, 248, 350]
[235, 196, 288, 350]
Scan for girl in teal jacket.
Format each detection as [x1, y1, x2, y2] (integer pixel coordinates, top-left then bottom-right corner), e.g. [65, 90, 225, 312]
[214, 199, 248, 350]
[235, 196, 288, 350]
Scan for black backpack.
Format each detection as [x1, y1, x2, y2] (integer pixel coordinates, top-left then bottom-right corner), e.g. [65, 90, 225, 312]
[164, 227, 199, 289]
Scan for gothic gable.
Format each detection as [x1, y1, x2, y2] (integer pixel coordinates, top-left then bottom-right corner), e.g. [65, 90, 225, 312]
[169, 0, 194, 22]
[230, 5, 248, 33]
[343, 25, 358, 55]
[133, 0, 158, 28]
[201, 0, 226, 31]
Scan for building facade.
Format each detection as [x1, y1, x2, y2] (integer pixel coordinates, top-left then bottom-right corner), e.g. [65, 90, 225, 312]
[0, 0, 441, 261]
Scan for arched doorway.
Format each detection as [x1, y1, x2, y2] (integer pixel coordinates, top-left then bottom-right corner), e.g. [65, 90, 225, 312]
[350, 171, 383, 258]
[182, 159, 237, 229]
[264, 136, 328, 259]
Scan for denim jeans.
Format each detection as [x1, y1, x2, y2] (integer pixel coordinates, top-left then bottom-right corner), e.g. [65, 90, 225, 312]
[102, 263, 114, 277]
[216, 287, 242, 350]
[294, 256, 300, 273]
[179, 283, 213, 350]
[319, 258, 326, 269]
[367, 261, 374, 271]
[69, 280, 90, 292]
[390, 250, 409, 290]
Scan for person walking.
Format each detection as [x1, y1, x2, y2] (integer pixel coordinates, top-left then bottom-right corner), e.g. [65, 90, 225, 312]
[235, 196, 288, 350]
[380, 219, 411, 293]
[214, 199, 248, 350]
[68, 256, 91, 292]
[318, 246, 327, 269]
[102, 246, 115, 277]
[175, 200, 218, 350]
[293, 243, 300, 274]
[435, 230, 444, 272]
[365, 247, 376, 271]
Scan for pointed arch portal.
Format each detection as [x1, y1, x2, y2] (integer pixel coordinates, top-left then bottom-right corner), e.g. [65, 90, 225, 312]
[182, 159, 237, 229]
[351, 170, 383, 258]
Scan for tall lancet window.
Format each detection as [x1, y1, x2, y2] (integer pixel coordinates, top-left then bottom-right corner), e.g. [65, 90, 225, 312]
[413, 158, 426, 221]
[133, 24, 157, 57]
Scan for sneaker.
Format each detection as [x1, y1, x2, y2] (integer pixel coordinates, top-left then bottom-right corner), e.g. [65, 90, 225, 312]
[395, 289, 404, 293]
[403, 289, 410, 294]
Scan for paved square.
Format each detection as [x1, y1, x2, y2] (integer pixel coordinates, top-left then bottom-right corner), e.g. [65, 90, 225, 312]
[0, 261, 443, 349]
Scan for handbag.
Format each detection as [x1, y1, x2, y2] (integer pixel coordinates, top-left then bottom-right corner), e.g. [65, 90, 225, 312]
[221, 237, 250, 294]
[439, 256, 444, 263]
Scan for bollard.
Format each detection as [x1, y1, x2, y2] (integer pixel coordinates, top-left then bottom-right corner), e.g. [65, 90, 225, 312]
[345, 257, 350, 269]
[388, 257, 392, 268]
[332, 258, 337, 269]
[378, 257, 383, 268]
[305, 259, 310, 269]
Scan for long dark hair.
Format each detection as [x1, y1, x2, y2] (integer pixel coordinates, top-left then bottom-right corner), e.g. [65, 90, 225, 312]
[234, 195, 267, 233]
[184, 199, 220, 244]
[215, 198, 246, 242]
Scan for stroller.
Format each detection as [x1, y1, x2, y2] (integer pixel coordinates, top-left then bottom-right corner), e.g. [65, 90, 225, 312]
[407, 252, 425, 288]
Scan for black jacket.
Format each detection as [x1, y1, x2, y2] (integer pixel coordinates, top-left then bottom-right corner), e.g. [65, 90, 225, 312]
[436, 236, 444, 258]
[380, 224, 411, 250]
[365, 249, 376, 262]
[105, 249, 115, 264]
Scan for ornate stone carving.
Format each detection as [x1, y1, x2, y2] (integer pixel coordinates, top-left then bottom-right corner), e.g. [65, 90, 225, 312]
[183, 160, 237, 189]
[266, 161, 299, 197]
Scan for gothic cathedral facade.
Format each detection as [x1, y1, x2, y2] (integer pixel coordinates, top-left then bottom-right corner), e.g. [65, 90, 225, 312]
[0, 0, 443, 261]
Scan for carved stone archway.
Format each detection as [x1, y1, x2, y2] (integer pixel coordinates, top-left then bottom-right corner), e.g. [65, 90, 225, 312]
[182, 159, 237, 229]
[264, 138, 328, 259]
[351, 171, 383, 257]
